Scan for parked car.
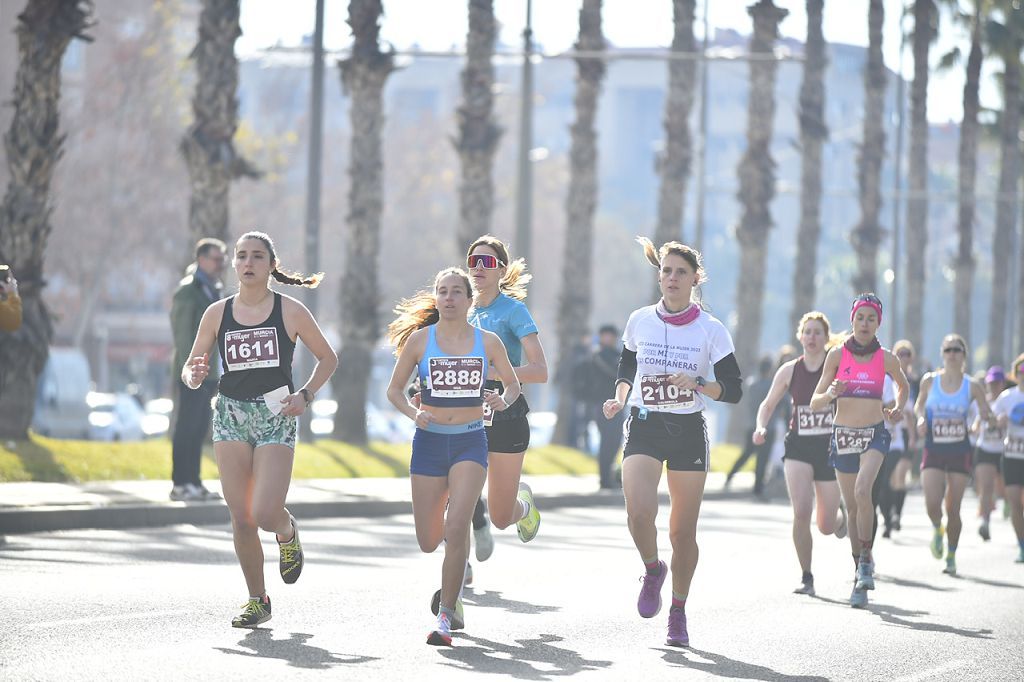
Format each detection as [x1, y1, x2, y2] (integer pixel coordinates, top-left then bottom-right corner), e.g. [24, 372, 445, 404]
[87, 392, 147, 442]
[32, 347, 91, 439]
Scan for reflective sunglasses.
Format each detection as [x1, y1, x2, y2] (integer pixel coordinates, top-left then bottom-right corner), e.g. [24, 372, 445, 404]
[467, 253, 504, 269]
[942, 346, 965, 354]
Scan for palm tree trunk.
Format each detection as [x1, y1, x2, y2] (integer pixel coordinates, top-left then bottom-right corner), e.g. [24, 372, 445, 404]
[455, 0, 501, 251]
[0, 0, 92, 439]
[851, 0, 885, 296]
[653, 0, 697, 252]
[989, 46, 1020, 367]
[554, 0, 605, 447]
[729, 0, 788, 443]
[790, 0, 828, 329]
[333, 0, 394, 444]
[903, 0, 934, 355]
[180, 0, 259, 253]
[954, 5, 983, 348]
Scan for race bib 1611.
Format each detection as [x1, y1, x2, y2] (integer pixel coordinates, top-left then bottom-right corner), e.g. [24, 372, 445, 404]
[224, 327, 281, 371]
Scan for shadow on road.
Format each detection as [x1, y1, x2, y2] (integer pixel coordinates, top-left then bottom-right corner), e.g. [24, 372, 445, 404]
[466, 588, 561, 615]
[656, 646, 830, 681]
[877, 574, 955, 592]
[865, 602, 996, 639]
[438, 633, 612, 679]
[214, 629, 378, 669]
[946, 573, 1022, 590]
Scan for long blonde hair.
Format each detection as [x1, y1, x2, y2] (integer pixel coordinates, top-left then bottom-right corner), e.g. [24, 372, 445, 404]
[795, 310, 842, 350]
[387, 268, 472, 355]
[467, 235, 531, 301]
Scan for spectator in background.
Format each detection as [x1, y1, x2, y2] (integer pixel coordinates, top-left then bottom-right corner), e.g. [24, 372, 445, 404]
[0, 265, 21, 333]
[725, 355, 777, 495]
[590, 324, 624, 490]
[169, 238, 226, 501]
[565, 332, 594, 451]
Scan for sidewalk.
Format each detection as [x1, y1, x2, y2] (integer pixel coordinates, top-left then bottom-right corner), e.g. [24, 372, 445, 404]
[0, 472, 756, 535]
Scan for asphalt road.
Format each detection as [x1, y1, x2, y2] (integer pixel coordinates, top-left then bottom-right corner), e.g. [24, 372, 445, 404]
[2, 496, 1022, 681]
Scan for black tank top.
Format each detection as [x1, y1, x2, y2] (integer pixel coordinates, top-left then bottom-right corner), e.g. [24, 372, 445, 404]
[217, 293, 295, 399]
[788, 355, 833, 438]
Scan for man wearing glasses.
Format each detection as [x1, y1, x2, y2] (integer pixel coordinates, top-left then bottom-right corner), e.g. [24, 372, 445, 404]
[169, 238, 226, 501]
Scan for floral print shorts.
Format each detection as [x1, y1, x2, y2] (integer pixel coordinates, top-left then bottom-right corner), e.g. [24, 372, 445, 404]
[213, 394, 297, 449]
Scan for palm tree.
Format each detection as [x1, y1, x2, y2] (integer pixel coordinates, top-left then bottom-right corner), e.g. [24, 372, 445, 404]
[653, 0, 697, 254]
[949, 1, 985, 348]
[987, 3, 1022, 366]
[455, 0, 501, 251]
[554, 0, 605, 446]
[732, 0, 788, 413]
[332, 0, 395, 443]
[850, 0, 885, 296]
[791, 0, 828, 329]
[0, 0, 93, 439]
[180, 0, 259, 252]
[903, 0, 936, 356]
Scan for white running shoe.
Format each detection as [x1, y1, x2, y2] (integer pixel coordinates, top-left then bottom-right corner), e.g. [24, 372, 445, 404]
[474, 523, 494, 562]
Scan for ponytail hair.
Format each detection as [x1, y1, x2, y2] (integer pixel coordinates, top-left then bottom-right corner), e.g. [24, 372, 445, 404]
[238, 230, 324, 289]
[635, 236, 706, 304]
[466, 234, 532, 301]
[387, 268, 472, 355]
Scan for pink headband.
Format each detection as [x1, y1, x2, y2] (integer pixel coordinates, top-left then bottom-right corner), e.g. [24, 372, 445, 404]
[850, 300, 882, 327]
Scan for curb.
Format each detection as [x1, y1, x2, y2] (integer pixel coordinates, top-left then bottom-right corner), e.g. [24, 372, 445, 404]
[0, 489, 752, 535]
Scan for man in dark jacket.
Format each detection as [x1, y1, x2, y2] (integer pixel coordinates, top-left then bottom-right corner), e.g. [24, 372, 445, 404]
[169, 238, 225, 501]
[590, 324, 623, 490]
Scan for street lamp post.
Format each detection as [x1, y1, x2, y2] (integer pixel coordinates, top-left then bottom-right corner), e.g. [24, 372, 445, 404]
[515, 0, 534, 265]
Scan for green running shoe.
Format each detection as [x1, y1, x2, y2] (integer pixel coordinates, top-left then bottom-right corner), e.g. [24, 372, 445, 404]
[516, 482, 541, 543]
[232, 594, 271, 628]
[930, 525, 945, 560]
[429, 589, 464, 630]
[278, 514, 304, 584]
[942, 556, 957, 575]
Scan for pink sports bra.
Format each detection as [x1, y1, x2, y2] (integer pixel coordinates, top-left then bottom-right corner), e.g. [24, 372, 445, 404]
[836, 346, 885, 400]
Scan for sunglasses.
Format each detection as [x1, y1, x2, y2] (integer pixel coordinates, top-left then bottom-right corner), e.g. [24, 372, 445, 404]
[942, 347, 965, 354]
[467, 254, 504, 270]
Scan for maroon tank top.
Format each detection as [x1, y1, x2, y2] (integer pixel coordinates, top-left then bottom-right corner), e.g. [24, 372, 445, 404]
[788, 356, 833, 438]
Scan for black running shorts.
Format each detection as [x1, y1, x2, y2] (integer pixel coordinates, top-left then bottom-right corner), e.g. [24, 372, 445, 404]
[622, 407, 709, 473]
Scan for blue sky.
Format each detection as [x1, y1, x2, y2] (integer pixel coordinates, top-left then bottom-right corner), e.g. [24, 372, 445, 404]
[239, 0, 989, 124]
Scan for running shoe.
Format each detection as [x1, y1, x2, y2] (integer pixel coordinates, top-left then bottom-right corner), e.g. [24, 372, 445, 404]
[169, 485, 192, 502]
[429, 590, 465, 630]
[835, 501, 848, 540]
[882, 527, 892, 539]
[427, 613, 453, 647]
[943, 556, 957, 575]
[516, 482, 541, 543]
[793, 576, 815, 596]
[464, 561, 473, 586]
[637, 560, 667, 618]
[849, 584, 868, 609]
[1016, 548, 1024, 564]
[666, 607, 689, 647]
[278, 514, 304, 584]
[855, 559, 875, 591]
[892, 513, 901, 532]
[930, 525, 945, 560]
[474, 521, 494, 562]
[979, 520, 991, 542]
[231, 594, 271, 628]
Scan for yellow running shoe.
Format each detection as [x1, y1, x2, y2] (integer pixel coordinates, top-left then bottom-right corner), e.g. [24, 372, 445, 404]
[930, 525, 945, 560]
[516, 482, 541, 543]
[278, 514, 304, 584]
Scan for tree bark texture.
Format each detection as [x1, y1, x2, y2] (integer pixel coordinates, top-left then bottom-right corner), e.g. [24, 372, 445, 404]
[903, 0, 934, 356]
[333, 0, 394, 444]
[455, 0, 501, 251]
[851, 0, 885, 296]
[0, 0, 92, 439]
[180, 0, 259, 253]
[554, 0, 605, 447]
[989, 45, 1020, 366]
[729, 0, 787, 443]
[653, 0, 697, 253]
[790, 0, 828, 330]
[953, 7, 982, 348]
